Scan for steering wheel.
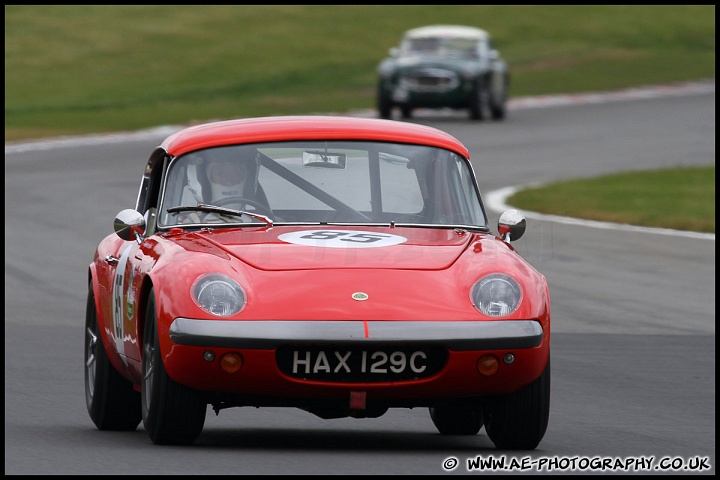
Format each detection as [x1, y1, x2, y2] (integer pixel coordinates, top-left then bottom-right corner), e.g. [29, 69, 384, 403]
[209, 196, 274, 219]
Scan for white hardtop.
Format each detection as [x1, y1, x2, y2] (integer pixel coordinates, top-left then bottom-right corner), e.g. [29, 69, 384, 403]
[403, 25, 489, 40]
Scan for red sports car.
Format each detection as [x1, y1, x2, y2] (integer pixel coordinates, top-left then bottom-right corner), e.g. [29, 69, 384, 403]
[85, 115, 550, 448]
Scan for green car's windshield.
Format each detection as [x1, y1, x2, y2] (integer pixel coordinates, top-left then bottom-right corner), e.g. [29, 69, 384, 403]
[401, 37, 480, 59]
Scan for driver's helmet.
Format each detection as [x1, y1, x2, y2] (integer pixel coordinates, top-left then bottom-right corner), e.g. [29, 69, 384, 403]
[206, 158, 248, 205]
[188, 146, 260, 207]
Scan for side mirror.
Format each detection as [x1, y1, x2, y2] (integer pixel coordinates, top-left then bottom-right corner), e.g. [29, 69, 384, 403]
[497, 209, 526, 243]
[114, 209, 146, 243]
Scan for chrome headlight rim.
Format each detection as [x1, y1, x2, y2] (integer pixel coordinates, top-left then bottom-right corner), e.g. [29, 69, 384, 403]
[191, 273, 246, 317]
[470, 273, 523, 317]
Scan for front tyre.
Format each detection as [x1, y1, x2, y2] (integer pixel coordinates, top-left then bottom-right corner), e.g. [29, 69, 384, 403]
[482, 356, 550, 450]
[142, 288, 207, 445]
[469, 80, 488, 121]
[85, 286, 141, 431]
[429, 403, 483, 435]
[489, 74, 508, 120]
[377, 81, 393, 119]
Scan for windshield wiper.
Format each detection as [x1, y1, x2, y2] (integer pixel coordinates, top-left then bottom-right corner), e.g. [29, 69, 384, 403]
[167, 204, 273, 227]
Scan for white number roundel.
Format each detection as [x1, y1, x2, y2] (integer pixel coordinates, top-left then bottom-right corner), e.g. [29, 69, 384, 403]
[278, 230, 407, 248]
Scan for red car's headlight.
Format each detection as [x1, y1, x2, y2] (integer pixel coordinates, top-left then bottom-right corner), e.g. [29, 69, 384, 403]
[191, 273, 246, 317]
[470, 273, 522, 317]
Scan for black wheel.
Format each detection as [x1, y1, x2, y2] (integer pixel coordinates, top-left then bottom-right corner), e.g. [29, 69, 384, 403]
[400, 105, 412, 119]
[469, 81, 488, 121]
[489, 75, 508, 120]
[482, 357, 551, 450]
[141, 288, 207, 445]
[429, 403, 483, 435]
[84, 286, 142, 431]
[377, 90, 392, 119]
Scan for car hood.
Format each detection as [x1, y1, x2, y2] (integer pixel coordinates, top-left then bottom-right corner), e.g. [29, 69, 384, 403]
[154, 225, 546, 322]
[170, 225, 478, 271]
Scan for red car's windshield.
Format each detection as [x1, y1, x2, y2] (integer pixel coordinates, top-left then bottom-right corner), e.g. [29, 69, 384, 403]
[159, 141, 487, 228]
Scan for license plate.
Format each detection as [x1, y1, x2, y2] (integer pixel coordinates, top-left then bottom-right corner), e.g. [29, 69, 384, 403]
[276, 345, 447, 382]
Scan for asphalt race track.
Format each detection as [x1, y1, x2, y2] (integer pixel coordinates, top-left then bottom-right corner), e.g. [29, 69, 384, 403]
[4, 81, 715, 475]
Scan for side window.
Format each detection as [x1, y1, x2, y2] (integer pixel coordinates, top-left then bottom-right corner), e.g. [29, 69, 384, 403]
[135, 150, 167, 234]
[135, 152, 166, 212]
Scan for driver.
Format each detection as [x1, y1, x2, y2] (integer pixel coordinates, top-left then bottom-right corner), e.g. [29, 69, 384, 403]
[205, 158, 250, 210]
[183, 149, 268, 223]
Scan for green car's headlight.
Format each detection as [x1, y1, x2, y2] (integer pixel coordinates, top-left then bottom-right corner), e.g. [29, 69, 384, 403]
[192, 273, 246, 317]
[471, 273, 522, 317]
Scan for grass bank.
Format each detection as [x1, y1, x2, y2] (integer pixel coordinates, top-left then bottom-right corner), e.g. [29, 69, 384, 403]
[508, 166, 715, 234]
[5, 5, 715, 141]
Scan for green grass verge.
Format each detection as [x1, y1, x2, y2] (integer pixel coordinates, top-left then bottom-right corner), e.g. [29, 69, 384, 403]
[508, 166, 715, 233]
[5, 5, 715, 141]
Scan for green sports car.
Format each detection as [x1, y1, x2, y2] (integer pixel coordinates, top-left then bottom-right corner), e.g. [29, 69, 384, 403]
[377, 25, 509, 121]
